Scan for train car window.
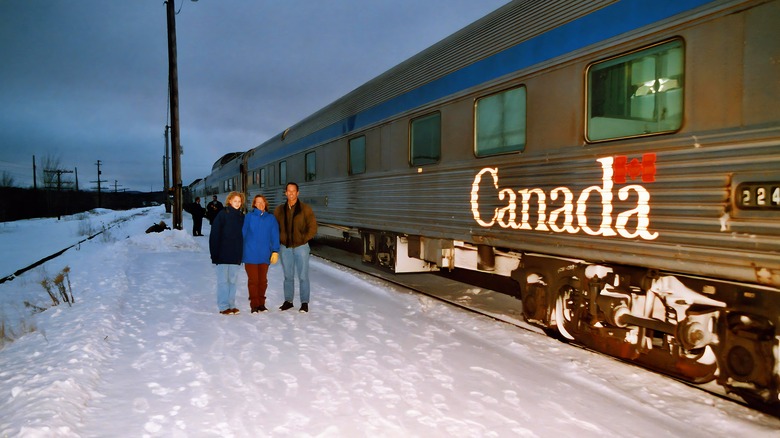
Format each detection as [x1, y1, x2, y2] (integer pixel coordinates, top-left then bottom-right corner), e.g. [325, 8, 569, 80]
[305, 152, 316, 182]
[260, 168, 266, 188]
[587, 39, 684, 142]
[475, 86, 526, 156]
[279, 161, 287, 186]
[410, 112, 441, 166]
[349, 136, 366, 175]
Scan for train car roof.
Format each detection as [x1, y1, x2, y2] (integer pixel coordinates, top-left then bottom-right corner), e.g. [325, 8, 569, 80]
[211, 152, 244, 171]
[245, 0, 717, 164]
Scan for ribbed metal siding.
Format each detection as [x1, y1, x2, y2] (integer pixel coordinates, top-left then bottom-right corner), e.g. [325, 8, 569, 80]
[308, 128, 780, 286]
[281, 0, 616, 144]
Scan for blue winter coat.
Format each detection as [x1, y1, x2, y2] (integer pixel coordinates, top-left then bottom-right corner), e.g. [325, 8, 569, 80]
[209, 206, 244, 264]
[242, 208, 280, 264]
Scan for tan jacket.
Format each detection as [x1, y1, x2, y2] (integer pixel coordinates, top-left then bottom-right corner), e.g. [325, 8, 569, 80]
[273, 201, 317, 248]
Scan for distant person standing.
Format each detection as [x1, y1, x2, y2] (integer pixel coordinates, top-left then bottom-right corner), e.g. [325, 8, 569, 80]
[242, 195, 280, 313]
[206, 195, 224, 225]
[274, 182, 317, 313]
[209, 192, 244, 315]
[186, 197, 206, 236]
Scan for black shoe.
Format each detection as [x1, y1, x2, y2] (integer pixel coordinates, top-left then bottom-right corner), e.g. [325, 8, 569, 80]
[252, 305, 267, 313]
[279, 301, 294, 311]
[299, 303, 308, 313]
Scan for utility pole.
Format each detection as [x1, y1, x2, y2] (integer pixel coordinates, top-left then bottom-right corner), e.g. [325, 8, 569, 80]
[92, 160, 107, 207]
[32, 155, 37, 190]
[43, 168, 74, 219]
[43, 169, 74, 191]
[74, 167, 79, 191]
[165, 0, 183, 230]
[164, 125, 171, 213]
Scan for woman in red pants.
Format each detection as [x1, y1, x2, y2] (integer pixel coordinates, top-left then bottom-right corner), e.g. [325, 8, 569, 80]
[242, 194, 280, 313]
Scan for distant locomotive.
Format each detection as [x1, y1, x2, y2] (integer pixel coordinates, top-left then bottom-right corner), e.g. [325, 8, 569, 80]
[192, 0, 780, 407]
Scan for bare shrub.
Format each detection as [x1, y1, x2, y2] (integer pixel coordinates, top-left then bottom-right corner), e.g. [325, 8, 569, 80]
[77, 217, 96, 236]
[38, 266, 75, 307]
[40, 278, 59, 306]
[0, 314, 37, 349]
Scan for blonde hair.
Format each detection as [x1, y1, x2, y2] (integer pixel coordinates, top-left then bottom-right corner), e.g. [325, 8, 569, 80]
[226, 191, 244, 207]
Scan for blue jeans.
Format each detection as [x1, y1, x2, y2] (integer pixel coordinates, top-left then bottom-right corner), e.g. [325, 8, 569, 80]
[279, 243, 310, 304]
[215, 264, 239, 311]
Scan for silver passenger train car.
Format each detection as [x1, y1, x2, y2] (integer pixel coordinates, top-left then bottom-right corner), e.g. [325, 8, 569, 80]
[196, 0, 780, 406]
[191, 152, 244, 202]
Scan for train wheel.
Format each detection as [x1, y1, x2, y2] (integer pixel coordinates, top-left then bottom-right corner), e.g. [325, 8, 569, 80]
[555, 285, 577, 341]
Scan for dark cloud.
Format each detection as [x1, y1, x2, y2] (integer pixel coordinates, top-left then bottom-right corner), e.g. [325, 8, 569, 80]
[1, 0, 508, 191]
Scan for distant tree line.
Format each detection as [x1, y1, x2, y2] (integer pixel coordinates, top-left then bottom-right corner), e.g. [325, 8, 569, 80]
[0, 187, 166, 222]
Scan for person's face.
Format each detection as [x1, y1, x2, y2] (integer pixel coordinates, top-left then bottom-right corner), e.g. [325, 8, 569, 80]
[229, 196, 242, 209]
[285, 185, 299, 204]
[254, 197, 266, 211]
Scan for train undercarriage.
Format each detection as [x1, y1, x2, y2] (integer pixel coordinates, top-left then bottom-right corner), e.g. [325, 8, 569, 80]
[352, 228, 780, 408]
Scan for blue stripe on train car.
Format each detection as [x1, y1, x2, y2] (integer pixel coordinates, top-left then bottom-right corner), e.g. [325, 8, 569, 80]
[267, 0, 715, 162]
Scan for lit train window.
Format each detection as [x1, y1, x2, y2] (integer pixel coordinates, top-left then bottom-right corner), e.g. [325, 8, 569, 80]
[587, 39, 684, 142]
[349, 136, 366, 175]
[279, 161, 287, 185]
[475, 86, 526, 156]
[305, 152, 316, 182]
[410, 112, 441, 165]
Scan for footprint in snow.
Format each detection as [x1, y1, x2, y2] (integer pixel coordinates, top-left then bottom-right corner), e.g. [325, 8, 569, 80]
[133, 397, 149, 413]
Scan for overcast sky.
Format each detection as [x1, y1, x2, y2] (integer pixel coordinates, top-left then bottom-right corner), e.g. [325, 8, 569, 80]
[0, 0, 510, 192]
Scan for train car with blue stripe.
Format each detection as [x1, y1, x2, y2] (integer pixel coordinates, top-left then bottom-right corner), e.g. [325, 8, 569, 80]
[201, 152, 245, 201]
[202, 0, 780, 407]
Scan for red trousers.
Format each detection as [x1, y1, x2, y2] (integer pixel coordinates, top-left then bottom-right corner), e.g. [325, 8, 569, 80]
[245, 263, 269, 308]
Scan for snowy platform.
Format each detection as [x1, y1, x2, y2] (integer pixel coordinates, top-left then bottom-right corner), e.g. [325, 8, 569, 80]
[1, 206, 779, 436]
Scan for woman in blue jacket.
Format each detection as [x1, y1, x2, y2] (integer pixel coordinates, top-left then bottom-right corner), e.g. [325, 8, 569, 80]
[242, 194, 280, 313]
[209, 191, 244, 314]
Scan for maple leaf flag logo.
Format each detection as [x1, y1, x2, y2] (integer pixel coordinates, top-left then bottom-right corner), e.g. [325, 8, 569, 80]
[613, 153, 656, 184]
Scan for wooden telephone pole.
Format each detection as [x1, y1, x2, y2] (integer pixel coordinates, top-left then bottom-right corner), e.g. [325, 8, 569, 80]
[165, 0, 183, 230]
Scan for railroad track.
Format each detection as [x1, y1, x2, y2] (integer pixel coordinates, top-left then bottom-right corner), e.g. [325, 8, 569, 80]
[0, 211, 145, 285]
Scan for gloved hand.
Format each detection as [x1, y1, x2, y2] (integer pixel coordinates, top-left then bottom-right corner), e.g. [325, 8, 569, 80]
[270, 252, 279, 264]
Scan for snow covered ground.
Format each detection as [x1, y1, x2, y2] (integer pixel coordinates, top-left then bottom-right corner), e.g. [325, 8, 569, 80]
[1, 206, 779, 437]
